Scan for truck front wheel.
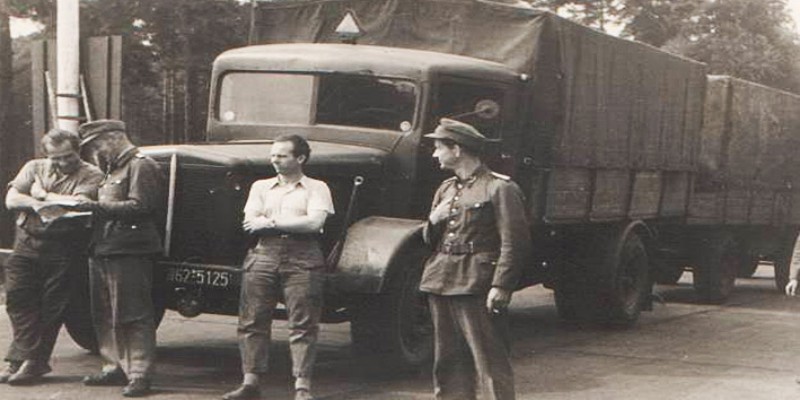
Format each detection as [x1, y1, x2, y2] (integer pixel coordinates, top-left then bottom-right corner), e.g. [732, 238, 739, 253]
[350, 252, 433, 368]
[64, 263, 167, 352]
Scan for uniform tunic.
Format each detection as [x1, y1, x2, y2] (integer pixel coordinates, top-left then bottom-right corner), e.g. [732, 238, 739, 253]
[421, 164, 531, 400]
[88, 147, 164, 379]
[5, 159, 102, 364]
[238, 175, 333, 383]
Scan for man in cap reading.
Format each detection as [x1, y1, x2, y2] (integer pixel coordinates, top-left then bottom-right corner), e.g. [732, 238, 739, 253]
[421, 118, 531, 400]
[74, 119, 164, 397]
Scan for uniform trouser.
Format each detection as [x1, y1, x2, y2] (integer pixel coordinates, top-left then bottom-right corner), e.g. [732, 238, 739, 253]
[4, 254, 74, 363]
[89, 255, 156, 379]
[237, 248, 324, 380]
[428, 294, 515, 400]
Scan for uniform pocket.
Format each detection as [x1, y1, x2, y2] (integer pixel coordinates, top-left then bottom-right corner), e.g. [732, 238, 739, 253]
[99, 177, 129, 201]
[465, 201, 493, 225]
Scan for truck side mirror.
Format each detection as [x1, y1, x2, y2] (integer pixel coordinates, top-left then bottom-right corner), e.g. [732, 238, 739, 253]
[475, 99, 500, 119]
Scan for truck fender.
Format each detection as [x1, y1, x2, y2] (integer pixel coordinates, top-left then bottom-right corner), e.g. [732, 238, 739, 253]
[329, 216, 429, 294]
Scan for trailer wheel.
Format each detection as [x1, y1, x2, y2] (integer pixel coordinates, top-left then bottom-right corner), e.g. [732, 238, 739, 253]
[350, 249, 433, 368]
[773, 231, 799, 292]
[692, 233, 740, 303]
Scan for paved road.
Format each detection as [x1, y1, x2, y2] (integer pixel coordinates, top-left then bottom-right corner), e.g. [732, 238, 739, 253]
[2, 265, 800, 399]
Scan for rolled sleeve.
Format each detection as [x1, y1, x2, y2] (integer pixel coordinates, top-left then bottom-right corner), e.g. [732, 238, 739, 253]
[306, 180, 334, 215]
[8, 160, 40, 194]
[243, 180, 267, 217]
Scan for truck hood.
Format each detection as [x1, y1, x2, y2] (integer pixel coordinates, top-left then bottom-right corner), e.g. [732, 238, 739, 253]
[141, 140, 389, 178]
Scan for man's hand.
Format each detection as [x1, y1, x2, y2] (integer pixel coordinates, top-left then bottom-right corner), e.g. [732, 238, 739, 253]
[30, 178, 47, 201]
[242, 216, 275, 234]
[486, 287, 512, 313]
[428, 196, 455, 225]
[786, 279, 798, 296]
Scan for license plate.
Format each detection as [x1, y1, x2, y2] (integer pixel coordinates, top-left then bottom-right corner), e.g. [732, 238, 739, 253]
[166, 267, 235, 288]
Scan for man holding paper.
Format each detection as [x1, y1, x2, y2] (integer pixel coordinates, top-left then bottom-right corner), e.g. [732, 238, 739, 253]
[1, 129, 103, 385]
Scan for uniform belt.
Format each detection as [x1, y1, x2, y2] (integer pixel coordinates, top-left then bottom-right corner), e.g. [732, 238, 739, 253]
[438, 241, 494, 255]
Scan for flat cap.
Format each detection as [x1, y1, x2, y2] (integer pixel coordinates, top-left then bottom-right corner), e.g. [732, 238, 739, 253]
[424, 118, 488, 151]
[78, 119, 126, 147]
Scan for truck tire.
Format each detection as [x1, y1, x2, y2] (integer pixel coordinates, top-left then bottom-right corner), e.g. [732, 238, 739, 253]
[773, 231, 799, 292]
[555, 226, 650, 326]
[350, 251, 433, 368]
[601, 230, 650, 325]
[64, 263, 167, 353]
[692, 233, 740, 304]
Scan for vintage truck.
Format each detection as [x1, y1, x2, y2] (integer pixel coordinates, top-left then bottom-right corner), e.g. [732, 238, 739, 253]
[44, 0, 800, 366]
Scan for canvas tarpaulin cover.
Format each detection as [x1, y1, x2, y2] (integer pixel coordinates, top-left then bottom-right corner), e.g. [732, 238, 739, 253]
[255, 0, 706, 171]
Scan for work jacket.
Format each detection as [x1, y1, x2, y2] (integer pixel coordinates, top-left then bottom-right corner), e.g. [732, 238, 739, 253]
[90, 147, 164, 256]
[420, 165, 531, 296]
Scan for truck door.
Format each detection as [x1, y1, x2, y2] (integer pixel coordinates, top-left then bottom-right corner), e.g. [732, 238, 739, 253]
[415, 77, 519, 214]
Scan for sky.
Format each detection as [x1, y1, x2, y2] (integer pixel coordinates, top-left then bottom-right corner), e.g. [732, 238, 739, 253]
[8, 0, 800, 38]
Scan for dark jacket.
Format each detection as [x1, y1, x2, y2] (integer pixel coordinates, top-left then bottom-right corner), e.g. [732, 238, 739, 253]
[420, 165, 531, 295]
[90, 147, 164, 256]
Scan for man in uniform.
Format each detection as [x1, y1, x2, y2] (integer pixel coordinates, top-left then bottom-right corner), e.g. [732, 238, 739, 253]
[1, 129, 103, 385]
[223, 134, 334, 400]
[74, 119, 164, 397]
[421, 118, 531, 400]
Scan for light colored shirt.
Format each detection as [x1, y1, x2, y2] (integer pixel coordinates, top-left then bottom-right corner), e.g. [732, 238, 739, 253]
[243, 175, 334, 226]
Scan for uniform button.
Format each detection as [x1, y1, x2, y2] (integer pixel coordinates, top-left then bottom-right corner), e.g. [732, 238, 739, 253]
[449, 220, 456, 225]
[448, 232, 455, 237]
[450, 209, 457, 214]
[454, 196, 460, 201]
[457, 184, 463, 189]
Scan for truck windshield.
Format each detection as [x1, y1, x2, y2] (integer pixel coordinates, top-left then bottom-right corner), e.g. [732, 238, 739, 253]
[217, 72, 417, 132]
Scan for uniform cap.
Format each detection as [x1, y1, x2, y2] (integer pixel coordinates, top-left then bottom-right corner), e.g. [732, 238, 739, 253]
[78, 119, 126, 147]
[424, 118, 488, 151]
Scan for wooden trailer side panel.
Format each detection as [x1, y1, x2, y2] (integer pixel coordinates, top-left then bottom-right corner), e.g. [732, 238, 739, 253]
[690, 76, 800, 226]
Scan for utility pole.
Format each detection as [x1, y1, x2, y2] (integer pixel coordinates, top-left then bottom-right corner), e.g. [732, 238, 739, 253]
[248, 0, 257, 45]
[56, 0, 80, 132]
[0, 0, 13, 246]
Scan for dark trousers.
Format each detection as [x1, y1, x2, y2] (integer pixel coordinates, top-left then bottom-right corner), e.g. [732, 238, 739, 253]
[428, 294, 515, 400]
[238, 243, 324, 379]
[89, 255, 156, 379]
[4, 254, 74, 363]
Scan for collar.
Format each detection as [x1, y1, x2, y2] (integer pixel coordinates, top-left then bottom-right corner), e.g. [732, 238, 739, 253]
[108, 146, 137, 171]
[46, 159, 61, 178]
[267, 174, 310, 189]
[454, 164, 489, 187]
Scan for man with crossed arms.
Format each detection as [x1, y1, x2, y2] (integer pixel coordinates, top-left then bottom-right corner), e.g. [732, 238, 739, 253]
[224, 134, 334, 400]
